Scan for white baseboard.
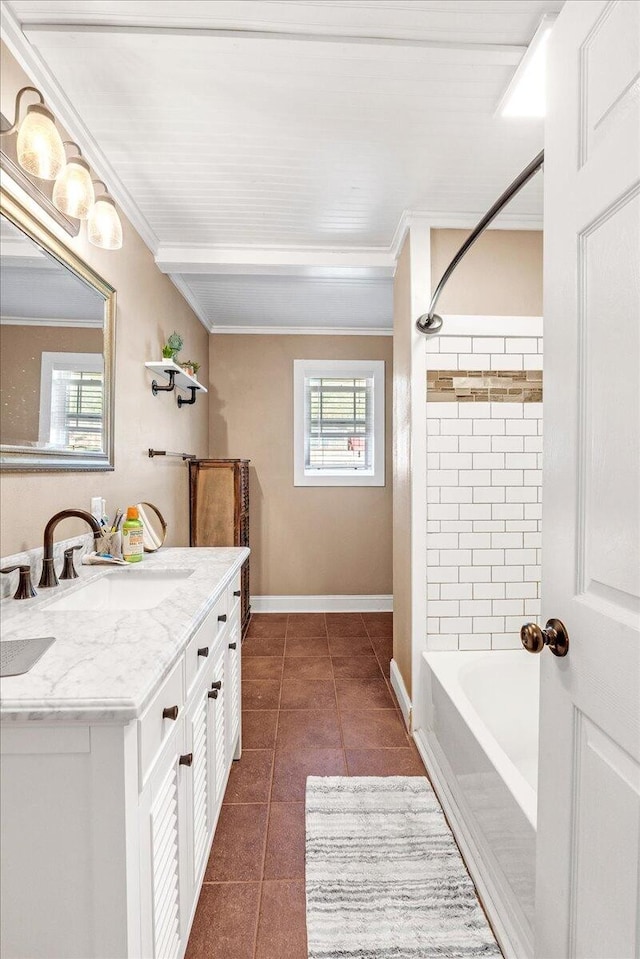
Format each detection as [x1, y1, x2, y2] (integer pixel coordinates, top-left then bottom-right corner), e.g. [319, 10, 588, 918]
[389, 658, 412, 731]
[413, 728, 532, 959]
[250, 595, 393, 613]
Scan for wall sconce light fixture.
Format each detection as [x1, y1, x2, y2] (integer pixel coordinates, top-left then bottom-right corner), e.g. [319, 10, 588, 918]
[88, 180, 123, 250]
[1, 85, 123, 250]
[52, 141, 95, 219]
[3, 85, 66, 180]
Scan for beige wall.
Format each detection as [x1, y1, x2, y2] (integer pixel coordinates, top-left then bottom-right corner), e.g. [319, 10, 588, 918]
[431, 228, 543, 316]
[0, 43, 208, 556]
[208, 334, 393, 597]
[0, 325, 103, 443]
[392, 237, 413, 689]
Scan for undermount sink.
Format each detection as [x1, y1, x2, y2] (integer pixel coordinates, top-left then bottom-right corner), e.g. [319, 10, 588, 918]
[47, 568, 195, 612]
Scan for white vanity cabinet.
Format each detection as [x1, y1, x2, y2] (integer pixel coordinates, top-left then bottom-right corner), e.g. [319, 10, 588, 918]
[0, 560, 243, 959]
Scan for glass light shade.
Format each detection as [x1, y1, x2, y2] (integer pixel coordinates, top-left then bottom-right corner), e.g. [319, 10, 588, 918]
[88, 194, 123, 250]
[53, 156, 95, 219]
[16, 104, 66, 180]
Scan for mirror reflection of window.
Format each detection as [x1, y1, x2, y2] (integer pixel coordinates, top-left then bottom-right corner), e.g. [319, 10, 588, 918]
[38, 352, 104, 451]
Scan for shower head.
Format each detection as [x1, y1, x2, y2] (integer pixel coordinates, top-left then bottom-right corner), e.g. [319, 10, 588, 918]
[416, 313, 443, 335]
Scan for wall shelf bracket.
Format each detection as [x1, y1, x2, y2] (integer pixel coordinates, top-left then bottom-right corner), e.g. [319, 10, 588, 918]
[177, 387, 197, 408]
[151, 370, 176, 395]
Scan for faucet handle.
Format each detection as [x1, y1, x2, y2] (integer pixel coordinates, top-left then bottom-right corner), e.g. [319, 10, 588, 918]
[1, 565, 37, 600]
[60, 545, 83, 581]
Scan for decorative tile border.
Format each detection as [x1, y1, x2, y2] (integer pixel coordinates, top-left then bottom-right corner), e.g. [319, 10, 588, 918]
[427, 369, 542, 403]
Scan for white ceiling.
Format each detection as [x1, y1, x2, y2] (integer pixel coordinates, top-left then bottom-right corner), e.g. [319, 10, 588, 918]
[3, 0, 562, 331]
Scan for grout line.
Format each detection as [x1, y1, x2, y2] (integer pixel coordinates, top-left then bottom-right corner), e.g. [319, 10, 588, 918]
[331, 628, 350, 776]
[250, 614, 288, 959]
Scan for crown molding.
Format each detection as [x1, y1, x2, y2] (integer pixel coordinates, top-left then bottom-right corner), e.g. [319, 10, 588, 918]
[390, 208, 543, 259]
[166, 273, 213, 331]
[209, 325, 392, 336]
[0, 314, 102, 328]
[0, 0, 160, 254]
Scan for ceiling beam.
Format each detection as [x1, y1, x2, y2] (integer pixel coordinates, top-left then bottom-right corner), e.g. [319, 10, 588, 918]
[155, 245, 396, 277]
[21, 22, 526, 65]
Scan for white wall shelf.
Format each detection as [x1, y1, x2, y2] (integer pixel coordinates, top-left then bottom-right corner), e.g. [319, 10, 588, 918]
[145, 361, 207, 408]
[145, 361, 208, 394]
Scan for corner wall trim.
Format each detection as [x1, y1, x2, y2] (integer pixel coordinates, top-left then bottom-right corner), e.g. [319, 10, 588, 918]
[390, 659, 412, 731]
[250, 595, 392, 613]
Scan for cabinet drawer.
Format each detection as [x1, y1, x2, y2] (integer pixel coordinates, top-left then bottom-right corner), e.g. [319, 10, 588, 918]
[139, 658, 185, 786]
[184, 595, 226, 697]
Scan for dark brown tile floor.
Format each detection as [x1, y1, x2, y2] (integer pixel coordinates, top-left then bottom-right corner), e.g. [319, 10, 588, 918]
[186, 612, 427, 959]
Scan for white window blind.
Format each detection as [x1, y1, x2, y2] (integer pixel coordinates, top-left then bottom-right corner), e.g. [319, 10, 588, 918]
[305, 376, 374, 471]
[39, 352, 105, 451]
[294, 359, 385, 487]
[50, 369, 104, 451]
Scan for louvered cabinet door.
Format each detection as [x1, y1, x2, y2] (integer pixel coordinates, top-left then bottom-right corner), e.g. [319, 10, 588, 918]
[140, 755, 185, 959]
[184, 688, 211, 894]
[225, 617, 241, 761]
[208, 643, 227, 812]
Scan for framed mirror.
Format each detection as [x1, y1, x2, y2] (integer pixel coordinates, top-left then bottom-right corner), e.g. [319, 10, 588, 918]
[0, 187, 116, 471]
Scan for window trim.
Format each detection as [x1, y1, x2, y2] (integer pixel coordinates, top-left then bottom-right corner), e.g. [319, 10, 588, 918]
[293, 359, 385, 487]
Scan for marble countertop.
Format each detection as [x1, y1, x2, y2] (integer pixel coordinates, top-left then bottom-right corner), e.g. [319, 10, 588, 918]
[0, 547, 248, 723]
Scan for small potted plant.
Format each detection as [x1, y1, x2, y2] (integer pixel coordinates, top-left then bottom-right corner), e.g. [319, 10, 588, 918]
[166, 331, 183, 360]
[161, 344, 174, 359]
[191, 360, 201, 380]
[180, 360, 195, 377]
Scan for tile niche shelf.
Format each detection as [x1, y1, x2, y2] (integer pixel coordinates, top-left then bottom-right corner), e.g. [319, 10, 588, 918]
[145, 361, 208, 408]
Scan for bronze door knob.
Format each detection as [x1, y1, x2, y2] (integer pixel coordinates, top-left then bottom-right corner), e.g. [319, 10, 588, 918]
[520, 618, 569, 657]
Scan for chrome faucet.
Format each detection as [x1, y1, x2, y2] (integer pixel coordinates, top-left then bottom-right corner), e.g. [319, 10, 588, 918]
[39, 509, 103, 588]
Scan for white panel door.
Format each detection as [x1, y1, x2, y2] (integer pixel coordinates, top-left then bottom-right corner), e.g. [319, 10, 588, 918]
[536, 2, 640, 958]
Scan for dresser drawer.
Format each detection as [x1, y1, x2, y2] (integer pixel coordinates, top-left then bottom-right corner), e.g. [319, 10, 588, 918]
[138, 657, 184, 786]
[184, 593, 227, 697]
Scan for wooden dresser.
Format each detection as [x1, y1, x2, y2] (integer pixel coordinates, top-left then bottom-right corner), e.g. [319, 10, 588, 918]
[189, 458, 251, 635]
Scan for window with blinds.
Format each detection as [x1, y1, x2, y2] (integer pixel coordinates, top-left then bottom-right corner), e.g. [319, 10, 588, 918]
[305, 376, 373, 471]
[38, 351, 105, 452]
[294, 360, 385, 487]
[50, 369, 104, 450]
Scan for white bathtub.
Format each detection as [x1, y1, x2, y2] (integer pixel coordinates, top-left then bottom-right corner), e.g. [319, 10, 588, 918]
[415, 650, 539, 959]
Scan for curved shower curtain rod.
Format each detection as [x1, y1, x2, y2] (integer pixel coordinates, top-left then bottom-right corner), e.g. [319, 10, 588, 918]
[416, 149, 545, 336]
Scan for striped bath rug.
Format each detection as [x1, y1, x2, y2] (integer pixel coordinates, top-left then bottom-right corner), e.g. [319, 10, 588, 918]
[305, 776, 501, 959]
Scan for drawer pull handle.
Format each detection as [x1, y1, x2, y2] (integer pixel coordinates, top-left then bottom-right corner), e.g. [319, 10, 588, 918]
[208, 689, 218, 700]
[211, 680, 222, 690]
[228, 642, 237, 650]
[179, 753, 193, 767]
[163, 705, 179, 721]
[218, 614, 227, 623]
[233, 590, 241, 597]
[197, 646, 209, 658]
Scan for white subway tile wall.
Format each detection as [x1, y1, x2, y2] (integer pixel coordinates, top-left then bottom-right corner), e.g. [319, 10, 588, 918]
[425, 333, 543, 651]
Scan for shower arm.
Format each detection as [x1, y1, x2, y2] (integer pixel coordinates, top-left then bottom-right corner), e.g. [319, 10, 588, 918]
[416, 149, 544, 335]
